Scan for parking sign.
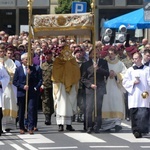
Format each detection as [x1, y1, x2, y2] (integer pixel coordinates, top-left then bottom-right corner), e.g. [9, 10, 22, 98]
[71, 2, 87, 13]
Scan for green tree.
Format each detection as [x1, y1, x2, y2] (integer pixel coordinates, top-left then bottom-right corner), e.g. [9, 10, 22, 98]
[55, 0, 91, 14]
[55, 0, 72, 14]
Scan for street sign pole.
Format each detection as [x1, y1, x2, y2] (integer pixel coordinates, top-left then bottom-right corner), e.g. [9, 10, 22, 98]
[144, 0, 150, 21]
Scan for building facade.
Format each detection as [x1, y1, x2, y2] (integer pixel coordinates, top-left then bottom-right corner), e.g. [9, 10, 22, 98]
[0, 0, 147, 40]
[0, 0, 58, 35]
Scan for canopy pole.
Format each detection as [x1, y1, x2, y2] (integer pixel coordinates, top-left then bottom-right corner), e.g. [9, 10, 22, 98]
[91, 0, 97, 118]
[25, 0, 33, 119]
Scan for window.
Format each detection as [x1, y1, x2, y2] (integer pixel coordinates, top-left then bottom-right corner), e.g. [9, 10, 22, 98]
[127, 0, 143, 5]
[99, 0, 113, 5]
[0, 10, 16, 35]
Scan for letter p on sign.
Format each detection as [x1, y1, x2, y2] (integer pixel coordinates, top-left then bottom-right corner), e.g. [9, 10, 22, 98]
[71, 2, 87, 13]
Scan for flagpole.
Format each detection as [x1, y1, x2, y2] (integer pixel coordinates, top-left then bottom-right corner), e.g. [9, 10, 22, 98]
[91, 0, 97, 118]
[25, 0, 33, 119]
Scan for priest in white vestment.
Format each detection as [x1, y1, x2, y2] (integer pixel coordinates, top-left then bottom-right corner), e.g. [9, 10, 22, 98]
[0, 63, 10, 135]
[123, 52, 150, 138]
[52, 45, 80, 132]
[101, 46, 127, 132]
[0, 45, 18, 132]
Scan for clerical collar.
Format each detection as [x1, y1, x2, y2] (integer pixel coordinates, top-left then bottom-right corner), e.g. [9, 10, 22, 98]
[133, 65, 144, 70]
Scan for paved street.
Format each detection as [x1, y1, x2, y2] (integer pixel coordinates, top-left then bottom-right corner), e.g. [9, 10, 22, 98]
[0, 111, 150, 150]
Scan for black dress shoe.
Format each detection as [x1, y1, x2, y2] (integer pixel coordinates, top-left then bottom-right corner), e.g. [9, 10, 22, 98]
[115, 125, 122, 132]
[58, 125, 64, 131]
[5, 129, 10, 132]
[24, 128, 28, 132]
[94, 128, 100, 133]
[66, 125, 75, 131]
[87, 127, 92, 134]
[45, 121, 51, 125]
[16, 117, 19, 127]
[45, 114, 51, 125]
[105, 129, 111, 132]
[83, 127, 87, 131]
[93, 125, 100, 133]
[134, 131, 142, 138]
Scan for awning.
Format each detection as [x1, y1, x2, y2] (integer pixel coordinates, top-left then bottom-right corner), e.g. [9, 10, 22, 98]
[104, 8, 150, 29]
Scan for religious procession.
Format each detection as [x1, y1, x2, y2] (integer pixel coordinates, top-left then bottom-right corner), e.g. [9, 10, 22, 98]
[0, 1, 150, 141]
[0, 31, 150, 139]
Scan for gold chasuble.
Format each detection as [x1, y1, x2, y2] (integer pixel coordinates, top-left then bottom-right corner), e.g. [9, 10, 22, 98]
[52, 45, 80, 93]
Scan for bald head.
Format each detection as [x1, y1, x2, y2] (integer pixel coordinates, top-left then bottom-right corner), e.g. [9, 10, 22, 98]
[142, 38, 148, 46]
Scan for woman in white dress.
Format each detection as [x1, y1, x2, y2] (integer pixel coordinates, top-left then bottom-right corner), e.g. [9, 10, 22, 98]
[101, 46, 127, 132]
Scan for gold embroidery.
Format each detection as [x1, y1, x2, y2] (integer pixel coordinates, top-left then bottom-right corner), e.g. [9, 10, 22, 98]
[59, 45, 74, 61]
[57, 16, 66, 26]
[3, 109, 18, 118]
[102, 112, 124, 119]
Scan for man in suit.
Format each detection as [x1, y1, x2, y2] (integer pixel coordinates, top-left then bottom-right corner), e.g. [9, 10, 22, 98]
[13, 53, 38, 134]
[80, 49, 109, 133]
[142, 49, 150, 66]
[32, 64, 42, 131]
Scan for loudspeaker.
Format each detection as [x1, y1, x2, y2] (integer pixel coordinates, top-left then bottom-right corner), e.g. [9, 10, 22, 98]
[103, 35, 110, 42]
[119, 25, 127, 33]
[105, 28, 112, 35]
[117, 34, 126, 42]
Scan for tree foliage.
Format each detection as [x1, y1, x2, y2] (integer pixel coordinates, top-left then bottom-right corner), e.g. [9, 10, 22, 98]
[55, 0, 91, 14]
[55, 0, 72, 14]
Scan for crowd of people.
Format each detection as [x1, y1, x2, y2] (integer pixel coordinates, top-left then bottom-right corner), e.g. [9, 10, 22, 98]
[0, 30, 150, 138]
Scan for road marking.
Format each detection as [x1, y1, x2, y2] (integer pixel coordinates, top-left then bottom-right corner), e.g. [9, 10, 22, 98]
[10, 144, 25, 150]
[90, 146, 129, 148]
[38, 146, 78, 149]
[141, 146, 150, 148]
[18, 134, 55, 144]
[4, 132, 13, 135]
[64, 133, 106, 143]
[0, 141, 4, 145]
[111, 133, 150, 143]
[23, 144, 38, 150]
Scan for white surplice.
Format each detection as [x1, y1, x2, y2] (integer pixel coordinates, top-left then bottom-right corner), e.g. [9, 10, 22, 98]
[102, 59, 127, 119]
[0, 64, 10, 108]
[2, 57, 18, 130]
[122, 66, 150, 109]
[101, 58, 127, 130]
[53, 83, 78, 125]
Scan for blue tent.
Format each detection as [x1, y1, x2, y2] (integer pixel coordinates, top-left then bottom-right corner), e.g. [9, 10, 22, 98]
[104, 8, 150, 29]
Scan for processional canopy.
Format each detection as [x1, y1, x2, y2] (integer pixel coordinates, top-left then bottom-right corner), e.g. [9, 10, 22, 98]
[32, 13, 93, 38]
